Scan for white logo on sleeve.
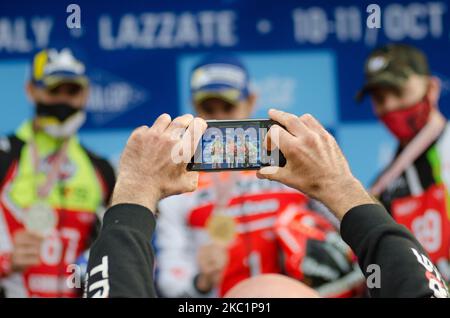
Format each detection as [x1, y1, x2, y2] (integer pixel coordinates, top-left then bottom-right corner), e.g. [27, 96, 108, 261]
[86, 256, 110, 298]
[411, 248, 448, 298]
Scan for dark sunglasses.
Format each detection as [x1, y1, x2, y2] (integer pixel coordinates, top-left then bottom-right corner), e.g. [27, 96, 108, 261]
[198, 99, 236, 115]
[47, 83, 83, 97]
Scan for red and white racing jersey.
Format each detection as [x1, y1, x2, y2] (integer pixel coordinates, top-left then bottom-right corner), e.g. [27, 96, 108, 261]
[156, 171, 363, 297]
[0, 126, 115, 298]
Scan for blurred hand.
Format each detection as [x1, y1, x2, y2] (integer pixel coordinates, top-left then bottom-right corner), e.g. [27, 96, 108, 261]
[11, 230, 44, 273]
[257, 109, 374, 220]
[196, 242, 229, 293]
[112, 113, 207, 212]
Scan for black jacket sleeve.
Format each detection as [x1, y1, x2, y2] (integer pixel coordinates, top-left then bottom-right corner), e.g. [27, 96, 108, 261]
[85, 204, 157, 298]
[340, 204, 449, 298]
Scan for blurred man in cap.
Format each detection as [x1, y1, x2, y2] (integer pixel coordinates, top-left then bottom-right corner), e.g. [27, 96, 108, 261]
[357, 44, 450, 282]
[156, 54, 363, 298]
[189, 55, 256, 120]
[0, 48, 116, 297]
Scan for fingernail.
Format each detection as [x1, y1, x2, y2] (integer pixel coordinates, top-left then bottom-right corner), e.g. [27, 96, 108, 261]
[260, 166, 279, 175]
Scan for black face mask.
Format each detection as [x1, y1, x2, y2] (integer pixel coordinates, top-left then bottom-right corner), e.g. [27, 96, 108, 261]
[36, 102, 81, 123]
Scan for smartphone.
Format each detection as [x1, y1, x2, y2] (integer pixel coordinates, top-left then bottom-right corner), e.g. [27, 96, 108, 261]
[187, 119, 286, 171]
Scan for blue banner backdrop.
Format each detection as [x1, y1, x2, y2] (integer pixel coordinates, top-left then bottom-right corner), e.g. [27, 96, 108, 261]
[0, 0, 449, 185]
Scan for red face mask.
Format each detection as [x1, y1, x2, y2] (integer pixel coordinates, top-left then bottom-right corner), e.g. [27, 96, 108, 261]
[379, 97, 432, 144]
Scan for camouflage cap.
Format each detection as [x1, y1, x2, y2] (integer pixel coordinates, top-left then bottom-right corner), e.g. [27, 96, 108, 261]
[355, 44, 430, 102]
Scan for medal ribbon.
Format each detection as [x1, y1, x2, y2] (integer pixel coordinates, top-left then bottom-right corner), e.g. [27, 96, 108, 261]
[30, 139, 70, 199]
[371, 110, 447, 196]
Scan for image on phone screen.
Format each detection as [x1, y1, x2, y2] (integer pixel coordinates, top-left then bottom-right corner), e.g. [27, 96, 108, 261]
[188, 119, 285, 171]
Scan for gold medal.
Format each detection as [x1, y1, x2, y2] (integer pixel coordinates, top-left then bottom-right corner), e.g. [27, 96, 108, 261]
[24, 202, 58, 236]
[206, 213, 236, 244]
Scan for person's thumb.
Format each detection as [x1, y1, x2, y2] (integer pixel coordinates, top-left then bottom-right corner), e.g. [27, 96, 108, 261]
[257, 166, 287, 183]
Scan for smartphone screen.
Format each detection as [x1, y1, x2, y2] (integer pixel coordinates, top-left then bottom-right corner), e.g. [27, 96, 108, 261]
[188, 119, 286, 171]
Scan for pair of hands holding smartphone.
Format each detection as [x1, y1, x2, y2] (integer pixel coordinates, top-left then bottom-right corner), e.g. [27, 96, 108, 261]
[112, 109, 373, 220]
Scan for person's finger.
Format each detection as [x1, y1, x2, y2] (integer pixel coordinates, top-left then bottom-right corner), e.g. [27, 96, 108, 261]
[182, 117, 207, 161]
[300, 114, 328, 136]
[166, 114, 194, 136]
[14, 243, 41, 254]
[268, 109, 308, 137]
[27, 231, 45, 240]
[16, 243, 41, 252]
[14, 229, 40, 237]
[14, 255, 41, 267]
[209, 264, 225, 274]
[257, 165, 289, 184]
[124, 125, 149, 150]
[14, 250, 41, 260]
[130, 125, 149, 137]
[262, 129, 273, 152]
[255, 170, 266, 180]
[181, 171, 200, 193]
[151, 113, 172, 133]
[264, 125, 295, 154]
[14, 232, 43, 243]
[15, 252, 40, 263]
[14, 236, 43, 247]
[13, 230, 30, 242]
[207, 255, 225, 268]
[299, 114, 321, 130]
[16, 245, 41, 253]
